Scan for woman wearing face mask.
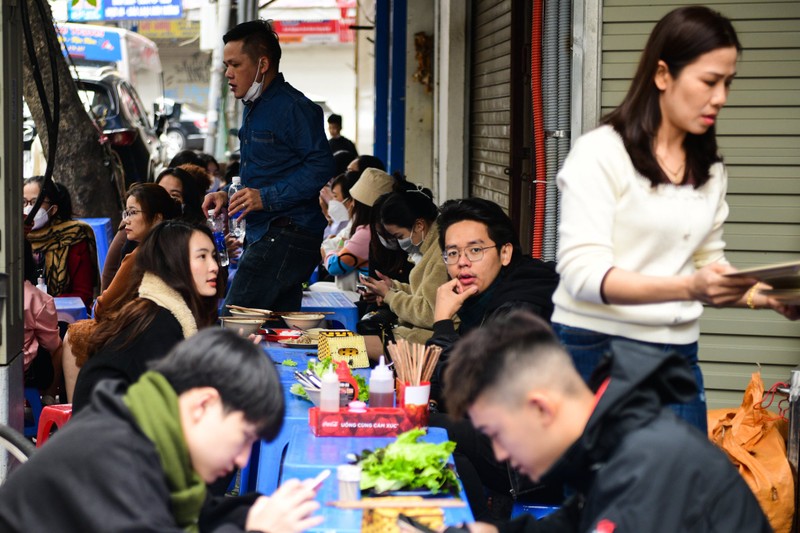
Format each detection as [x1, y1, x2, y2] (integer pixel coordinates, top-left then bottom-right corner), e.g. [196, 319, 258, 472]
[72, 220, 223, 412]
[63, 184, 182, 402]
[313, 169, 395, 301]
[24, 176, 99, 309]
[360, 183, 448, 357]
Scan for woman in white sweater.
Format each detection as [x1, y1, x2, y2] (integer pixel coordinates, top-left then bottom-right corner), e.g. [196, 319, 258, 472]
[552, 6, 788, 432]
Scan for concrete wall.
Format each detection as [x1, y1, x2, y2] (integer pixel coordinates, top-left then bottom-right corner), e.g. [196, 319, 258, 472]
[280, 44, 358, 151]
[403, 0, 435, 188]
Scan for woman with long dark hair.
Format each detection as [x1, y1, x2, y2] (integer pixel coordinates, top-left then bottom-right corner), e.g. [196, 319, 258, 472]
[72, 221, 223, 411]
[551, 6, 790, 432]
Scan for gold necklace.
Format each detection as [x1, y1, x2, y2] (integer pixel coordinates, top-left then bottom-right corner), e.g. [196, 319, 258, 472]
[656, 153, 685, 183]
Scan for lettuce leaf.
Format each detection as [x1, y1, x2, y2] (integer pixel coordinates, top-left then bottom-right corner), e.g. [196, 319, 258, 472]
[358, 429, 458, 494]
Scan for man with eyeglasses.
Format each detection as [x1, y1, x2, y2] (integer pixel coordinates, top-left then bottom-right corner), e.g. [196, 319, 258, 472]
[427, 198, 559, 524]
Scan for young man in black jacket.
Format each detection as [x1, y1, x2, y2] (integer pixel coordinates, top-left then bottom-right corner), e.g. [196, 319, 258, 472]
[0, 329, 323, 533]
[444, 311, 771, 533]
[426, 198, 560, 522]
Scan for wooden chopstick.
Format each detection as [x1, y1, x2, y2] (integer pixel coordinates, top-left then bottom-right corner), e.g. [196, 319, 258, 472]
[226, 305, 334, 316]
[327, 498, 466, 509]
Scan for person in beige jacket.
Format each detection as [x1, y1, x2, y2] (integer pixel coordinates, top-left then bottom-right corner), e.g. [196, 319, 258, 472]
[360, 184, 449, 357]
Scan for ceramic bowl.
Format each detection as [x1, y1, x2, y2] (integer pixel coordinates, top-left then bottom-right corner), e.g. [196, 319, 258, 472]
[219, 317, 264, 336]
[282, 314, 326, 330]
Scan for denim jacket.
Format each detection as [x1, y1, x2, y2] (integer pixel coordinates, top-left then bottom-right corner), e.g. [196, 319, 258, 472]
[239, 73, 334, 244]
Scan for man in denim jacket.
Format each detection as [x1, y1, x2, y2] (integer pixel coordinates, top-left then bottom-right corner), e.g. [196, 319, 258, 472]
[204, 20, 335, 312]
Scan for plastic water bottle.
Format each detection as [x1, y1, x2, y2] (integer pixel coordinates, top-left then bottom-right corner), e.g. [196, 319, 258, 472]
[206, 209, 230, 267]
[320, 366, 340, 412]
[369, 356, 395, 408]
[36, 276, 48, 294]
[228, 176, 245, 238]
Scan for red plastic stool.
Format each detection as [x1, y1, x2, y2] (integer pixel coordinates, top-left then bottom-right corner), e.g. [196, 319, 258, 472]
[36, 404, 73, 448]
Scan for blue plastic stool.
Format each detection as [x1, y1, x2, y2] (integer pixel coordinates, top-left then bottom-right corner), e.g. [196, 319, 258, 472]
[23, 387, 43, 438]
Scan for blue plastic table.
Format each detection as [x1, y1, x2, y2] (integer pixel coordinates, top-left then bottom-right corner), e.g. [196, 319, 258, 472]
[301, 290, 359, 330]
[54, 296, 88, 323]
[278, 425, 473, 532]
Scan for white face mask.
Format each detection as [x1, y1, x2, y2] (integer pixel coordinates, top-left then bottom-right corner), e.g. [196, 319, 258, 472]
[242, 59, 265, 104]
[327, 200, 350, 224]
[24, 205, 51, 230]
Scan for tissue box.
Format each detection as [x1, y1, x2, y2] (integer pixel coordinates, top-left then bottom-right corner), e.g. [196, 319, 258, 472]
[317, 330, 370, 368]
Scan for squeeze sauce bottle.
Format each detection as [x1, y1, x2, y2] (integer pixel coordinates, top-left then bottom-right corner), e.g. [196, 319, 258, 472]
[320, 366, 340, 412]
[368, 356, 395, 408]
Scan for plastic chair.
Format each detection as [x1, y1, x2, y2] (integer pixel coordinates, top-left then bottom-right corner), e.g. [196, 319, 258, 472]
[23, 387, 43, 438]
[36, 404, 73, 448]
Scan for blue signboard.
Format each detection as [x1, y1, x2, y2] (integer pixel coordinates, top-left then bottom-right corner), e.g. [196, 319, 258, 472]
[103, 0, 182, 21]
[57, 25, 123, 62]
[67, 0, 181, 21]
[68, 0, 104, 22]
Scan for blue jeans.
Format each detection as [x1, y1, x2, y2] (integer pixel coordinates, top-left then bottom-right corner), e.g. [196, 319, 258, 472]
[552, 323, 708, 434]
[224, 224, 322, 314]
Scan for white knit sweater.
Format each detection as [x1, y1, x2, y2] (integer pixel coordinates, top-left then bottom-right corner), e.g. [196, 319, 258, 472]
[551, 125, 729, 344]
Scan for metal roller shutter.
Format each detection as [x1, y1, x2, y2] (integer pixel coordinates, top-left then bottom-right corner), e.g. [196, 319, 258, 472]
[469, 0, 513, 210]
[601, 0, 800, 408]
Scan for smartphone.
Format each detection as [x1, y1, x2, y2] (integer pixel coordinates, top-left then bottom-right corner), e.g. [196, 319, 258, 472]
[305, 469, 331, 491]
[356, 284, 369, 294]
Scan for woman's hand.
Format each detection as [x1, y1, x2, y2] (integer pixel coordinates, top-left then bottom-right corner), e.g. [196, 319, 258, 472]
[360, 271, 394, 298]
[689, 263, 756, 306]
[244, 479, 323, 532]
[434, 278, 478, 322]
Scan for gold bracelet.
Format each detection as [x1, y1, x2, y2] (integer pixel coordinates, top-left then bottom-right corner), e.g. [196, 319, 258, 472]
[746, 283, 760, 309]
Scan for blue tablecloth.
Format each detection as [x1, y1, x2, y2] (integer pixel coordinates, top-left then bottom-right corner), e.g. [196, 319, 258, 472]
[54, 297, 88, 323]
[278, 425, 473, 532]
[78, 218, 113, 275]
[301, 290, 359, 330]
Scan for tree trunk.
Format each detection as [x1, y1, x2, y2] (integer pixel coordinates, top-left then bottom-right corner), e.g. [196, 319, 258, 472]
[22, 2, 122, 228]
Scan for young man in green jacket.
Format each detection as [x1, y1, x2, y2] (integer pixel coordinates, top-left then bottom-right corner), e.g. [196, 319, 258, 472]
[0, 328, 322, 532]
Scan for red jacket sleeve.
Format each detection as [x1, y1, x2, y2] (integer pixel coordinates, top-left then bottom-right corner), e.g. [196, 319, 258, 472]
[59, 240, 96, 309]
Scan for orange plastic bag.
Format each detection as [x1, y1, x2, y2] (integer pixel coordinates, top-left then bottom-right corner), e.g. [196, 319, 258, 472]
[708, 372, 794, 533]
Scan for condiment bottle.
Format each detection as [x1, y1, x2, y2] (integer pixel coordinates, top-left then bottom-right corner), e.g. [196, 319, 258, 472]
[368, 356, 394, 408]
[335, 360, 360, 406]
[320, 366, 340, 412]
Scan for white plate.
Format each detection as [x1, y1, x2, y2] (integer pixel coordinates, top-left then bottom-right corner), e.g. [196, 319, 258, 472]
[279, 340, 319, 349]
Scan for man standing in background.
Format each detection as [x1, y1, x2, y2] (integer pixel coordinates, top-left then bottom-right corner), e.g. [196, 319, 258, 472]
[327, 113, 358, 157]
[205, 20, 334, 312]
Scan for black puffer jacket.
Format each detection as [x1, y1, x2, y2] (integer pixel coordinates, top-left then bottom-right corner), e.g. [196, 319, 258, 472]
[500, 340, 772, 533]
